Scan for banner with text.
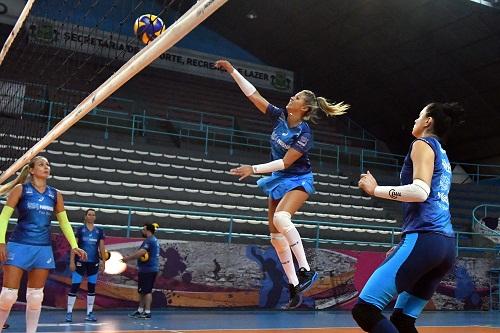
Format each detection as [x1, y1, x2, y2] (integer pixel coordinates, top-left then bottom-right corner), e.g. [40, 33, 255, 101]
[27, 18, 294, 93]
[1, 233, 492, 311]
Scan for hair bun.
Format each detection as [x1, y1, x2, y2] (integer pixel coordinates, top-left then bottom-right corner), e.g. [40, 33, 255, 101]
[443, 102, 465, 126]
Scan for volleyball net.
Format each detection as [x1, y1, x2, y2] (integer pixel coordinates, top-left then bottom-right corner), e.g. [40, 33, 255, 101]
[0, 0, 228, 183]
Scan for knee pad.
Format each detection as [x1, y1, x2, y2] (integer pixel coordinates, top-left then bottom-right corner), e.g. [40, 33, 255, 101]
[273, 211, 294, 234]
[390, 309, 418, 333]
[351, 302, 384, 332]
[0, 288, 18, 310]
[69, 282, 81, 296]
[87, 282, 96, 295]
[270, 233, 289, 253]
[26, 288, 44, 311]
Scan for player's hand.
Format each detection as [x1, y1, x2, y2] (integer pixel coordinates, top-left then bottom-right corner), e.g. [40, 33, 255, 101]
[358, 170, 378, 196]
[215, 60, 234, 73]
[72, 248, 87, 261]
[69, 262, 76, 272]
[0, 243, 6, 262]
[229, 165, 253, 181]
[99, 261, 105, 273]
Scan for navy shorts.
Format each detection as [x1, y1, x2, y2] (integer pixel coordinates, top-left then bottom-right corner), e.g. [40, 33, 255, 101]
[359, 232, 456, 318]
[138, 271, 157, 294]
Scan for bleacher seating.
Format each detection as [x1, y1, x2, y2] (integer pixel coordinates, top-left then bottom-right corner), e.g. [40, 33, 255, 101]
[1, 131, 399, 248]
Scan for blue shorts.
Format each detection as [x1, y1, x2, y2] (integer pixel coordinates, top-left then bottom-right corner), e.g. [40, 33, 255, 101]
[72, 261, 100, 284]
[6, 242, 55, 271]
[257, 172, 315, 200]
[359, 232, 456, 318]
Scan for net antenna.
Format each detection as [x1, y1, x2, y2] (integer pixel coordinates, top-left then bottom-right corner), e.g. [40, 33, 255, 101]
[0, 0, 228, 184]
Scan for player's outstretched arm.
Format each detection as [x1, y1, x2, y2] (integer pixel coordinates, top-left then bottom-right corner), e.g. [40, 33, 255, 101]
[215, 59, 269, 114]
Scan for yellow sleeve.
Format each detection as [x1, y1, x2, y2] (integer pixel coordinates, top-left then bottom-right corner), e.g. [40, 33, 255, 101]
[0, 206, 14, 243]
[56, 211, 78, 249]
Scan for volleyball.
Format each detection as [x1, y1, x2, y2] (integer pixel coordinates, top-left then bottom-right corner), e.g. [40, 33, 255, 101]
[140, 252, 149, 262]
[103, 251, 127, 275]
[102, 250, 111, 261]
[133, 14, 166, 45]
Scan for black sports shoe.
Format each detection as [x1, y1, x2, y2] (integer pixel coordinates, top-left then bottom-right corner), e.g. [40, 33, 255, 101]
[3, 323, 9, 329]
[282, 284, 303, 309]
[138, 312, 151, 319]
[128, 311, 142, 318]
[297, 267, 318, 292]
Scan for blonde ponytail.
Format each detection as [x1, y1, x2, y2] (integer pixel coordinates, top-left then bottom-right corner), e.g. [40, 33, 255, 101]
[0, 164, 30, 197]
[301, 90, 350, 123]
[317, 97, 350, 117]
[0, 156, 47, 197]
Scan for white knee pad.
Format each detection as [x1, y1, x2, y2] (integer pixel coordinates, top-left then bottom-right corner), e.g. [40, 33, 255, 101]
[273, 211, 294, 234]
[0, 287, 18, 310]
[26, 288, 44, 310]
[270, 233, 289, 253]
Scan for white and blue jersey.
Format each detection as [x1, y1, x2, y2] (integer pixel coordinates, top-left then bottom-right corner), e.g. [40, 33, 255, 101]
[75, 225, 105, 263]
[137, 236, 160, 273]
[400, 136, 454, 236]
[267, 104, 314, 175]
[10, 183, 57, 246]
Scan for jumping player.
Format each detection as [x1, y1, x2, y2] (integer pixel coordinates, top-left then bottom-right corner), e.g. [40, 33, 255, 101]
[216, 59, 349, 309]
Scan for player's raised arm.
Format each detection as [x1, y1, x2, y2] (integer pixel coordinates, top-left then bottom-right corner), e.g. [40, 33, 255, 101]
[215, 59, 269, 114]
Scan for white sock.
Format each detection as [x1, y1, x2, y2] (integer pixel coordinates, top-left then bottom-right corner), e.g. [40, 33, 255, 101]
[274, 245, 299, 286]
[284, 228, 310, 271]
[138, 307, 144, 313]
[26, 308, 41, 333]
[87, 295, 95, 314]
[0, 306, 11, 333]
[26, 288, 43, 333]
[67, 295, 76, 313]
[0, 288, 18, 332]
[144, 309, 151, 314]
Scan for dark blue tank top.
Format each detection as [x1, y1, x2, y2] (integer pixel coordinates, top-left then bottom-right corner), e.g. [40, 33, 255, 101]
[267, 104, 314, 175]
[76, 225, 105, 263]
[400, 137, 453, 236]
[10, 183, 58, 246]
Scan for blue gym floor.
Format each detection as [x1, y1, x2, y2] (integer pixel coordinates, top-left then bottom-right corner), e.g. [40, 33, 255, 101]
[3, 310, 500, 332]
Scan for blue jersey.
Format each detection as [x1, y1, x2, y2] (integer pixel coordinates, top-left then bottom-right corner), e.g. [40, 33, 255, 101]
[10, 183, 57, 246]
[76, 225, 105, 263]
[138, 236, 160, 273]
[267, 104, 314, 175]
[400, 137, 453, 236]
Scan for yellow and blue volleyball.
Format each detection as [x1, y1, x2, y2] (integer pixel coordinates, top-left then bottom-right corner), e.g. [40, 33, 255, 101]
[133, 14, 166, 45]
[140, 252, 149, 262]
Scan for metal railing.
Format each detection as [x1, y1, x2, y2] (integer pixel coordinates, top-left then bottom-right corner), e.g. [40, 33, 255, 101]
[6, 95, 500, 183]
[472, 204, 500, 245]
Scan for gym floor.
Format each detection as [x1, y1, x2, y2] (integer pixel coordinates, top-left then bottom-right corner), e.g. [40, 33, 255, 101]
[4, 309, 500, 332]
